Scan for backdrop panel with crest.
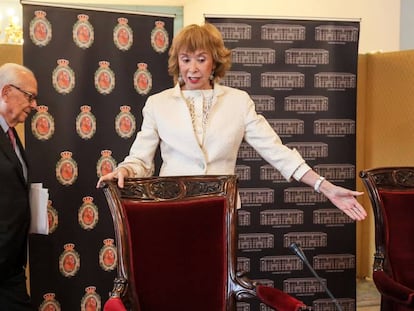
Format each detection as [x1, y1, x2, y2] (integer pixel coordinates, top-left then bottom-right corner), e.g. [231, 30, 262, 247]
[22, 2, 173, 309]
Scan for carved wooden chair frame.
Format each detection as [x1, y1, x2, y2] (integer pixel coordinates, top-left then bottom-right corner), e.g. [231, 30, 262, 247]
[360, 167, 414, 310]
[102, 175, 268, 310]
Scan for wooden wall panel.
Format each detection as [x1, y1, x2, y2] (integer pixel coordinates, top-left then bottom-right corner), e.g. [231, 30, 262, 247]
[357, 50, 414, 278]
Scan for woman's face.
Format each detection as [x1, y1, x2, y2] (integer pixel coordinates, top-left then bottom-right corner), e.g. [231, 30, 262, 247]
[178, 49, 214, 90]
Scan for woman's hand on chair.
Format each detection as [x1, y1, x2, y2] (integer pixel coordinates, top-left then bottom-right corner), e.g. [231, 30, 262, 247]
[96, 167, 129, 188]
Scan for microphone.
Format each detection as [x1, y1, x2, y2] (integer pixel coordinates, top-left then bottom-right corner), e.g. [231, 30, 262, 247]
[289, 242, 343, 311]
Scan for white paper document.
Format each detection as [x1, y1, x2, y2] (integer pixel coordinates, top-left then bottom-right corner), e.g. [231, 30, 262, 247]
[29, 183, 49, 235]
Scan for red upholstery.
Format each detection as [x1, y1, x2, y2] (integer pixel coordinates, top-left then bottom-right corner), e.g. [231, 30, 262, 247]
[256, 285, 306, 311]
[373, 270, 414, 307]
[379, 191, 414, 288]
[123, 197, 227, 311]
[103, 297, 127, 311]
[375, 190, 414, 310]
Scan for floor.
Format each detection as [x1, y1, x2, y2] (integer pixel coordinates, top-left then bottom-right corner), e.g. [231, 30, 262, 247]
[356, 278, 381, 311]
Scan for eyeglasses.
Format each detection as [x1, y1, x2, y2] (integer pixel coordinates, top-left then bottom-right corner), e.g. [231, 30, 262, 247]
[9, 84, 38, 103]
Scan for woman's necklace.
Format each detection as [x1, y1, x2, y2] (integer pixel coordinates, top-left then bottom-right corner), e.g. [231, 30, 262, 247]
[182, 89, 214, 147]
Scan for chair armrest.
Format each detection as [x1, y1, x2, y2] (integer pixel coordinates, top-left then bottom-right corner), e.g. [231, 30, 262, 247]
[256, 285, 308, 311]
[103, 297, 127, 311]
[373, 270, 414, 307]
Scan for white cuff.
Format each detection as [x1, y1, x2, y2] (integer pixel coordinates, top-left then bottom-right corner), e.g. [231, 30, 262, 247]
[292, 163, 312, 181]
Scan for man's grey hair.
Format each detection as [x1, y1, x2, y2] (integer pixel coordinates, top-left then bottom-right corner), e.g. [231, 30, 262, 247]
[0, 63, 34, 89]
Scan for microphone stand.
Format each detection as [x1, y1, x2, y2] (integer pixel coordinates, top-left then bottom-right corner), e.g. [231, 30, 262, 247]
[289, 243, 343, 311]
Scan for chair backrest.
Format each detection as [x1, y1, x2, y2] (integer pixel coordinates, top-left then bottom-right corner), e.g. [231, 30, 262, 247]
[103, 175, 240, 311]
[360, 167, 414, 310]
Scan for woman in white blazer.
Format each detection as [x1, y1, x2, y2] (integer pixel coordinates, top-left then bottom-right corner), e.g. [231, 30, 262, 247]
[97, 23, 366, 221]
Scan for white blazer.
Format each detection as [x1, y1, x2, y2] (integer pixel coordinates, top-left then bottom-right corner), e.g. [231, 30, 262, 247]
[119, 83, 310, 181]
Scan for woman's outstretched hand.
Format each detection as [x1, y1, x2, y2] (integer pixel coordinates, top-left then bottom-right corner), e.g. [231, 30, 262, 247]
[320, 181, 367, 221]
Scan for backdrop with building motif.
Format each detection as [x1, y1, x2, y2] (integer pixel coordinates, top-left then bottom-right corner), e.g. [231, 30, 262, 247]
[205, 16, 360, 311]
[22, 2, 173, 310]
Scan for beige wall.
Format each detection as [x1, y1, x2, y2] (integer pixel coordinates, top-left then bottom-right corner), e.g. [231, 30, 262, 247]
[0, 44, 25, 143]
[26, 0, 400, 53]
[182, 0, 399, 54]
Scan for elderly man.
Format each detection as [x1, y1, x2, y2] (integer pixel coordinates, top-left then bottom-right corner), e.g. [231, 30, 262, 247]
[0, 63, 38, 310]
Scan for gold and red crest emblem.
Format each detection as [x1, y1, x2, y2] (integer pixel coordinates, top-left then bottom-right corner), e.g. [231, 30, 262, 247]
[73, 14, 94, 49]
[47, 200, 58, 234]
[78, 196, 98, 231]
[96, 150, 117, 178]
[76, 105, 96, 140]
[29, 10, 52, 47]
[52, 59, 75, 94]
[80, 286, 101, 311]
[56, 151, 78, 186]
[113, 17, 133, 51]
[31, 105, 55, 141]
[150, 20, 169, 53]
[39, 292, 61, 311]
[115, 105, 136, 139]
[134, 62, 152, 95]
[95, 61, 115, 95]
[59, 243, 80, 277]
[99, 238, 117, 271]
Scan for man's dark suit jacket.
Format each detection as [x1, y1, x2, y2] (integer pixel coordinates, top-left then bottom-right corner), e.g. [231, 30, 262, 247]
[0, 127, 30, 284]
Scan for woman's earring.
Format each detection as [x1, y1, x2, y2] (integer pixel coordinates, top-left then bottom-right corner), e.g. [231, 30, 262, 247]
[209, 71, 215, 81]
[178, 73, 184, 85]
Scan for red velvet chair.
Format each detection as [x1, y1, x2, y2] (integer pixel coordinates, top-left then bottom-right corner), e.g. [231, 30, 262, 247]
[101, 175, 308, 311]
[360, 167, 414, 311]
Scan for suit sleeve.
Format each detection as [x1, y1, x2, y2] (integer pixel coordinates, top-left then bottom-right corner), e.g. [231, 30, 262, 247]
[117, 97, 159, 177]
